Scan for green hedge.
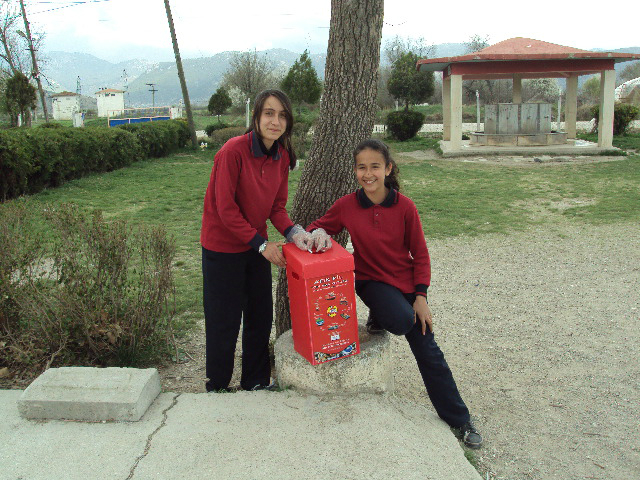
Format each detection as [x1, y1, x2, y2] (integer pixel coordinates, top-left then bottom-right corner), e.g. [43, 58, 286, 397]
[0, 119, 190, 201]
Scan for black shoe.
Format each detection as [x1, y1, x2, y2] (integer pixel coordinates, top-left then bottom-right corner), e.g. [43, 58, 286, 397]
[454, 421, 483, 449]
[246, 378, 277, 391]
[366, 313, 384, 335]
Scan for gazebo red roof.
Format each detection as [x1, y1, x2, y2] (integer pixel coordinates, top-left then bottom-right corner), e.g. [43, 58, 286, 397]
[417, 37, 640, 79]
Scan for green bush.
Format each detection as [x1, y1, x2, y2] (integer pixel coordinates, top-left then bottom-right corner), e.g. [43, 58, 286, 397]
[591, 103, 640, 135]
[209, 126, 247, 148]
[0, 201, 176, 369]
[118, 119, 190, 158]
[204, 122, 229, 136]
[577, 104, 595, 121]
[386, 110, 425, 141]
[0, 119, 189, 201]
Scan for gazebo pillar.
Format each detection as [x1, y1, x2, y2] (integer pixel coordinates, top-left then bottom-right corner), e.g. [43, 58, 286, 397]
[512, 74, 522, 103]
[450, 74, 463, 150]
[565, 76, 578, 139]
[598, 69, 616, 148]
[443, 75, 451, 141]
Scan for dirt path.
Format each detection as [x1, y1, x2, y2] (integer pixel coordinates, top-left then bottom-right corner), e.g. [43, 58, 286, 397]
[159, 220, 639, 479]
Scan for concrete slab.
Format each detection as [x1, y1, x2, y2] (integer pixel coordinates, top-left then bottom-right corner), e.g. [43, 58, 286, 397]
[439, 139, 621, 157]
[132, 392, 482, 480]
[17, 367, 161, 422]
[1, 389, 176, 480]
[275, 325, 394, 395]
[1, 388, 481, 480]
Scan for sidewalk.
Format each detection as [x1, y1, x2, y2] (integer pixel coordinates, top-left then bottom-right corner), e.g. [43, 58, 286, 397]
[1, 388, 482, 480]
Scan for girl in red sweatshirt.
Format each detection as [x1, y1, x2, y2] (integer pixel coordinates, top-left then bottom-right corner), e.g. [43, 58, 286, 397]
[306, 139, 483, 449]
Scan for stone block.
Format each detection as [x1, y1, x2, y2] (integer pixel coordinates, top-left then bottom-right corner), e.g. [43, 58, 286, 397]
[275, 324, 394, 395]
[17, 367, 161, 422]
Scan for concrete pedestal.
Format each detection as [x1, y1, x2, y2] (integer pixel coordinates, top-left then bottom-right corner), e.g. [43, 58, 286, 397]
[18, 367, 161, 422]
[275, 324, 394, 395]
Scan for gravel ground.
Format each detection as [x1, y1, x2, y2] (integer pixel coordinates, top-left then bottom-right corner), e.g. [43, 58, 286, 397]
[160, 218, 639, 480]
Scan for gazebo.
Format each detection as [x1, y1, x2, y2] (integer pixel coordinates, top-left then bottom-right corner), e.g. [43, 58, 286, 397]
[417, 37, 640, 152]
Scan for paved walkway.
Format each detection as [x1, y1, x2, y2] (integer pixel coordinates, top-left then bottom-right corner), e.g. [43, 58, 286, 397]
[1, 388, 482, 480]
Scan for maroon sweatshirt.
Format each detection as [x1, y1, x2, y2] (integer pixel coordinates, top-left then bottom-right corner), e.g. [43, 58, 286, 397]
[201, 131, 294, 253]
[308, 188, 430, 295]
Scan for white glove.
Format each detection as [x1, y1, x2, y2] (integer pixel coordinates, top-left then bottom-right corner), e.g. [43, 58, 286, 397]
[286, 224, 312, 251]
[310, 228, 332, 252]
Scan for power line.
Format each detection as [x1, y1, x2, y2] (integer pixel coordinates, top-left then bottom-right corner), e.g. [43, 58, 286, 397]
[28, 0, 112, 16]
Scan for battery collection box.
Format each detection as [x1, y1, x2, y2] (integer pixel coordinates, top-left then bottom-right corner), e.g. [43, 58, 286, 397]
[283, 243, 360, 365]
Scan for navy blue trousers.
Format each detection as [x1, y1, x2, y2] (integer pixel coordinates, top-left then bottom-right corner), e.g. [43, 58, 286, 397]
[202, 247, 272, 391]
[356, 280, 470, 428]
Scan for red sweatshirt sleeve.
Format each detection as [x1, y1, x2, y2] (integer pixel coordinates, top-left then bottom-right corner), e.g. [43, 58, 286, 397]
[307, 197, 345, 236]
[212, 148, 258, 244]
[404, 202, 431, 288]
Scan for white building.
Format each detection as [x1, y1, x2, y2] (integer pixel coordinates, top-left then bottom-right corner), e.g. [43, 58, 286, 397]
[95, 88, 125, 118]
[51, 91, 80, 120]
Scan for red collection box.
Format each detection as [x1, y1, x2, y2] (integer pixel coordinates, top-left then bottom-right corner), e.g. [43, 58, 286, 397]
[283, 243, 360, 365]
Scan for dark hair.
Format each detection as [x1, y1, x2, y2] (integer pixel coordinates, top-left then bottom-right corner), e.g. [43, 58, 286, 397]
[353, 139, 400, 192]
[247, 89, 297, 170]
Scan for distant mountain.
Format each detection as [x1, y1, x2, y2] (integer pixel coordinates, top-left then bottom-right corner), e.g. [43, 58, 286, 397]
[42, 49, 327, 108]
[41, 44, 639, 108]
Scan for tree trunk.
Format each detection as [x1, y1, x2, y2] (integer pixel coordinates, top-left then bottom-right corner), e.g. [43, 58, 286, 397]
[274, 0, 384, 337]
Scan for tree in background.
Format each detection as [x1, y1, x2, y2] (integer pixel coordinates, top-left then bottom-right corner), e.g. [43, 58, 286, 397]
[462, 34, 510, 104]
[619, 61, 640, 84]
[207, 86, 232, 121]
[523, 78, 560, 104]
[280, 50, 322, 109]
[274, 0, 384, 336]
[4, 71, 36, 126]
[222, 49, 278, 104]
[387, 51, 434, 111]
[378, 35, 435, 109]
[579, 75, 601, 105]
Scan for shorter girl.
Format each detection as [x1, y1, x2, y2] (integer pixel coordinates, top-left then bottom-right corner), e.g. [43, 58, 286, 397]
[305, 139, 482, 448]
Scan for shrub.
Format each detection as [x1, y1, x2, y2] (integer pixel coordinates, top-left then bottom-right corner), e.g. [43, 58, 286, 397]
[591, 103, 640, 135]
[209, 126, 247, 148]
[0, 201, 176, 369]
[577, 104, 595, 121]
[386, 110, 425, 141]
[118, 119, 189, 158]
[204, 122, 229, 136]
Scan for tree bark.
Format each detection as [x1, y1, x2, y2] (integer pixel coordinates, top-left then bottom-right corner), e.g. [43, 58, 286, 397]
[274, 0, 384, 337]
[19, 0, 48, 122]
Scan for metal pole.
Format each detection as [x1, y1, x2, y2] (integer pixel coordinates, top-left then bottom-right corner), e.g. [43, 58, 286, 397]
[476, 90, 481, 132]
[557, 95, 562, 131]
[163, 0, 198, 148]
[19, 0, 49, 122]
[245, 98, 250, 128]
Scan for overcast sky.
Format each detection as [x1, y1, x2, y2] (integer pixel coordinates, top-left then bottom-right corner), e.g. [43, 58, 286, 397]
[30, 0, 638, 63]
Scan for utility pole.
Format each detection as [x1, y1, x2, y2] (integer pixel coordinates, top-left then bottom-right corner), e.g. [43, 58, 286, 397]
[19, 0, 49, 122]
[146, 83, 157, 108]
[163, 0, 197, 148]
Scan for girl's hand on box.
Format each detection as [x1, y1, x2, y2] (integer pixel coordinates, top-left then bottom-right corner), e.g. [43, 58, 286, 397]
[310, 228, 332, 252]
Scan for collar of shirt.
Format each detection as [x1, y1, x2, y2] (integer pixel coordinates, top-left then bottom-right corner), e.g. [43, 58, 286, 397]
[249, 130, 281, 160]
[356, 187, 398, 209]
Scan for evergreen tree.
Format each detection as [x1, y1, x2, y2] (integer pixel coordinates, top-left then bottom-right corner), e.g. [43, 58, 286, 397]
[4, 72, 36, 127]
[208, 86, 232, 121]
[387, 52, 434, 111]
[280, 50, 322, 108]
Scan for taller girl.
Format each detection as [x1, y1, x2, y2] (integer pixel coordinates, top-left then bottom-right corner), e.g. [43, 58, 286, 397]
[305, 139, 483, 448]
[200, 89, 308, 392]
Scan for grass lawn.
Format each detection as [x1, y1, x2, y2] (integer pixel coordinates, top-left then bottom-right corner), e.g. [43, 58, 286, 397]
[5, 134, 639, 328]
